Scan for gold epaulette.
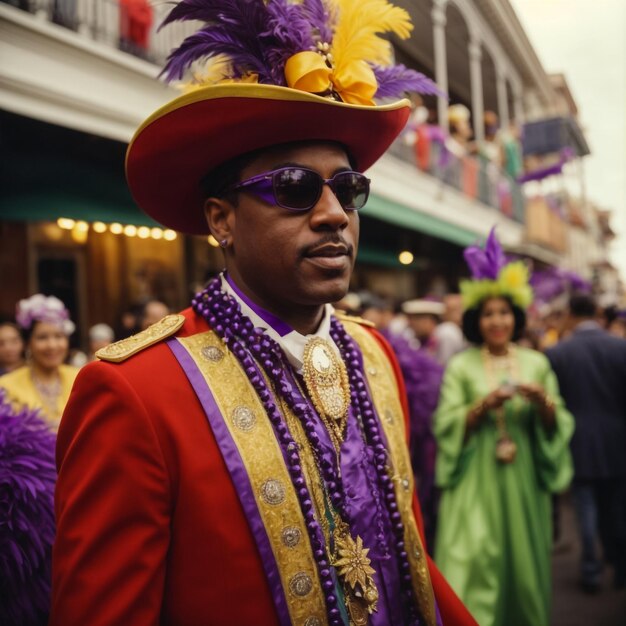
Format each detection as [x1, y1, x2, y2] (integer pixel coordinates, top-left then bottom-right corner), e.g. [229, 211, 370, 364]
[96, 314, 186, 363]
[333, 310, 376, 328]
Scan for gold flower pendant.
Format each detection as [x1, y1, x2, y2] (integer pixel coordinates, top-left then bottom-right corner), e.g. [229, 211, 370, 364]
[334, 532, 379, 623]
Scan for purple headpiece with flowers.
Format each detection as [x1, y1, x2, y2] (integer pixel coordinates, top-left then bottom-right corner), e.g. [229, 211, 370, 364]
[15, 294, 75, 335]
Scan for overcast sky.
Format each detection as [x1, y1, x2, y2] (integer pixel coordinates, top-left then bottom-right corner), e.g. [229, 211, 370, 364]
[509, 0, 626, 278]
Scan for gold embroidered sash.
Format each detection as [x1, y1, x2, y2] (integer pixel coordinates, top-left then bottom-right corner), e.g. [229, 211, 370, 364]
[177, 332, 328, 626]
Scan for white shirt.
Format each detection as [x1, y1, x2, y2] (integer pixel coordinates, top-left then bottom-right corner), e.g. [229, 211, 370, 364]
[220, 274, 339, 371]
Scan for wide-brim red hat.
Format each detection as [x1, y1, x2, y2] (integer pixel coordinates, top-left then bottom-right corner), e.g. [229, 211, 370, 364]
[126, 83, 410, 235]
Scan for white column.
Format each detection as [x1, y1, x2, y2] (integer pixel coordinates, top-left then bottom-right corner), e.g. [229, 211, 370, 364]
[495, 63, 509, 129]
[512, 82, 524, 124]
[468, 34, 484, 143]
[431, 0, 449, 131]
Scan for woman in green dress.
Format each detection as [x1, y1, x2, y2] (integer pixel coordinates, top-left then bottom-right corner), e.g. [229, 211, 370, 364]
[434, 229, 574, 626]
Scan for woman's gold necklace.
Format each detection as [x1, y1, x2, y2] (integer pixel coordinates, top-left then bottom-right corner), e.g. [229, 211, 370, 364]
[481, 344, 519, 464]
[31, 368, 62, 420]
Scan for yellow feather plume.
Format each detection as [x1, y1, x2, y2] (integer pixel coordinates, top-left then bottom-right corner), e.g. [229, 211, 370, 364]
[180, 55, 232, 92]
[328, 0, 413, 74]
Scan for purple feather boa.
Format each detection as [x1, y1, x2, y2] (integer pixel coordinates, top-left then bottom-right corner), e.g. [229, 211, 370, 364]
[0, 391, 56, 626]
[379, 328, 443, 548]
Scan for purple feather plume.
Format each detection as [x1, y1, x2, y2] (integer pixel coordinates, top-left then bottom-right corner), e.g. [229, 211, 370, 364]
[264, 0, 316, 71]
[372, 63, 445, 99]
[0, 391, 56, 626]
[463, 226, 507, 280]
[300, 0, 334, 44]
[160, 0, 278, 83]
[262, 1, 338, 79]
[162, 27, 276, 83]
[159, 0, 263, 30]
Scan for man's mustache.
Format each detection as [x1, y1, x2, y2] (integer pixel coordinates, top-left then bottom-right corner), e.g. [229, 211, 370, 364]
[299, 234, 355, 259]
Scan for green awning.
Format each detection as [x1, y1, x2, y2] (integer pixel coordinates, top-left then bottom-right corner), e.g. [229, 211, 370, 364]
[0, 192, 159, 227]
[0, 152, 158, 227]
[357, 245, 413, 268]
[363, 193, 476, 247]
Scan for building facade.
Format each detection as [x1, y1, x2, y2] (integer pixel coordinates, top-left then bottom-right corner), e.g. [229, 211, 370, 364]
[0, 0, 619, 346]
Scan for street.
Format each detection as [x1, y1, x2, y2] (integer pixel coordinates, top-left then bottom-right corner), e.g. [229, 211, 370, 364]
[552, 495, 626, 625]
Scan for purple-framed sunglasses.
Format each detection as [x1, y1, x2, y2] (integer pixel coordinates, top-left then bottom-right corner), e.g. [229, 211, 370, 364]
[226, 166, 371, 211]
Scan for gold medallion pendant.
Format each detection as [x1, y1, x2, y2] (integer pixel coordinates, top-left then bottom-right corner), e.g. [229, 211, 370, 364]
[480, 345, 519, 466]
[302, 338, 350, 437]
[334, 531, 379, 624]
[495, 434, 517, 464]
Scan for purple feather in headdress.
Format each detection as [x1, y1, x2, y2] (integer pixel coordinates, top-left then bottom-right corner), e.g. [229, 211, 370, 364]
[463, 226, 506, 280]
[160, 0, 279, 84]
[262, 1, 338, 80]
[263, 0, 317, 71]
[161, 27, 275, 83]
[0, 391, 56, 626]
[158, 0, 232, 28]
[300, 0, 334, 44]
[372, 63, 445, 99]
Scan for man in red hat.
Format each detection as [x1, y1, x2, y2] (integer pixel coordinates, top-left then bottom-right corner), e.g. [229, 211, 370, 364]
[51, 2, 477, 625]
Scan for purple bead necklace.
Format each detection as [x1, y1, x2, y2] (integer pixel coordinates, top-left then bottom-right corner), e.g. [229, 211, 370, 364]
[192, 279, 420, 625]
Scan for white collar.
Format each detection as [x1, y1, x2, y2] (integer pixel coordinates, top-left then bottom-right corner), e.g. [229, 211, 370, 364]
[220, 274, 338, 371]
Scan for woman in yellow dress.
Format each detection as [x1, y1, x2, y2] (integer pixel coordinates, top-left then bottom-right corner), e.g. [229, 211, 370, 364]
[0, 294, 79, 430]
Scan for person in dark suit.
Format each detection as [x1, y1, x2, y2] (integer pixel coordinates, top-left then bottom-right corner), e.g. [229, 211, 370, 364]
[546, 293, 626, 591]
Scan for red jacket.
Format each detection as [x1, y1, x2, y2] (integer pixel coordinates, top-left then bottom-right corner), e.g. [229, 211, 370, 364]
[51, 309, 477, 625]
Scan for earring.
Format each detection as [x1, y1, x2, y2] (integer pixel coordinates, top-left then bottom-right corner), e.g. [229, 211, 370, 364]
[219, 239, 228, 248]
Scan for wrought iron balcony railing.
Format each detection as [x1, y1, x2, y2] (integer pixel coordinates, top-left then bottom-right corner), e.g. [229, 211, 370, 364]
[3, 0, 197, 66]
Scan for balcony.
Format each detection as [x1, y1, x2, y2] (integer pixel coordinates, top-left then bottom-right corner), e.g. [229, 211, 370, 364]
[1, 0, 193, 66]
[387, 127, 527, 225]
[523, 116, 591, 159]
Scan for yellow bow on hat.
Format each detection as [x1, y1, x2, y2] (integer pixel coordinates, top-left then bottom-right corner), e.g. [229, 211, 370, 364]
[284, 51, 378, 106]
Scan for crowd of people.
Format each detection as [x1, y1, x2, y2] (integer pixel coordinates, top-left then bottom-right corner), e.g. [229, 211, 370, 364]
[402, 96, 526, 220]
[2, 233, 625, 625]
[334, 237, 625, 626]
[0, 297, 171, 429]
